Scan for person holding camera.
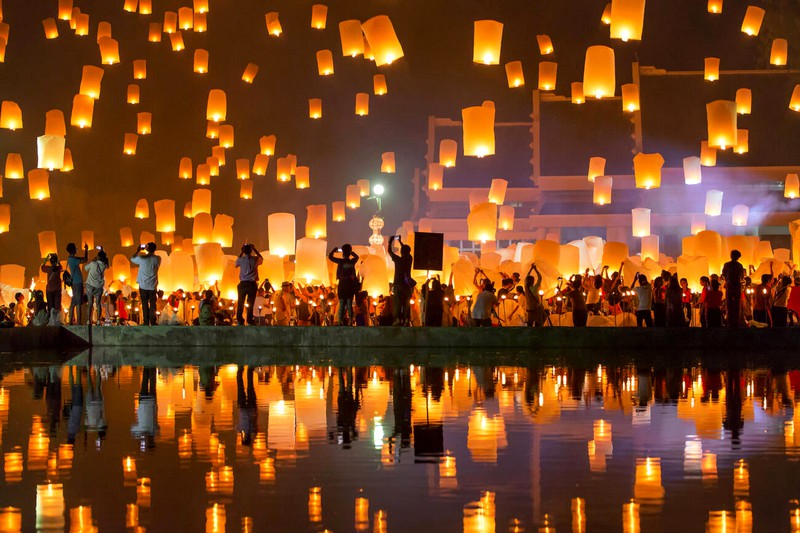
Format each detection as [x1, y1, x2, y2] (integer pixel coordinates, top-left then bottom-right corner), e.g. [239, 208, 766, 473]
[41, 252, 63, 315]
[131, 242, 161, 326]
[84, 248, 108, 325]
[235, 243, 264, 325]
[328, 244, 359, 326]
[66, 242, 89, 325]
[388, 235, 413, 326]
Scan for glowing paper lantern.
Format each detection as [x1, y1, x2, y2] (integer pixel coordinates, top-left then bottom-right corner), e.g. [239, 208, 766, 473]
[505, 61, 525, 88]
[621, 83, 640, 112]
[295, 166, 310, 189]
[641, 235, 659, 262]
[206, 90, 226, 122]
[196, 164, 210, 186]
[74, 13, 89, 36]
[43, 18, 58, 39]
[316, 50, 334, 75]
[785, 174, 799, 199]
[538, 62, 557, 91]
[136, 113, 151, 135]
[588, 157, 606, 182]
[473, 20, 502, 65]
[260, 135, 276, 156]
[368, 75, 388, 98]
[346, 185, 361, 209]
[791, 85, 800, 111]
[708, 0, 723, 14]
[58, 0, 73, 20]
[356, 179, 370, 197]
[70, 94, 94, 128]
[276, 158, 291, 182]
[536, 34, 554, 54]
[268, 213, 296, 257]
[238, 180, 253, 200]
[192, 213, 213, 244]
[212, 214, 234, 247]
[98, 37, 119, 64]
[127, 84, 139, 104]
[462, 103, 495, 157]
[193, 13, 207, 32]
[28, 170, 50, 200]
[0, 204, 9, 233]
[311, 5, 327, 29]
[734, 129, 749, 154]
[233, 159, 249, 181]
[488, 179, 508, 205]
[131, 60, 146, 80]
[169, 32, 185, 51]
[96, 22, 112, 42]
[683, 156, 702, 185]
[741, 6, 764, 36]
[194, 49, 208, 73]
[44, 110, 66, 137]
[295, 238, 328, 284]
[355, 93, 369, 116]
[381, 152, 396, 173]
[135, 199, 149, 219]
[62, 149, 73, 172]
[770, 39, 788, 66]
[242, 63, 259, 83]
[439, 140, 457, 167]
[252, 154, 269, 176]
[339, 20, 364, 57]
[194, 243, 224, 283]
[192, 189, 211, 217]
[4, 153, 23, 179]
[732, 205, 749, 227]
[0, 101, 21, 130]
[309, 98, 322, 119]
[633, 152, 664, 189]
[706, 100, 737, 149]
[362, 15, 403, 66]
[119, 228, 134, 248]
[428, 163, 444, 191]
[691, 214, 706, 235]
[123, 0, 137, 13]
[217, 126, 233, 148]
[705, 190, 723, 216]
[265, 12, 282, 36]
[572, 82, 585, 104]
[701, 141, 717, 166]
[610, 0, 645, 41]
[632, 208, 651, 237]
[498, 206, 514, 231]
[178, 7, 193, 30]
[602, 242, 629, 268]
[179, 157, 192, 180]
[154, 200, 175, 232]
[735, 88, 752, 114]
[148, 23, 162, 42]
[467, 202, 497, 243]
[305, 205, 327, 239]
[704, 57, 720, 81]
[37, 231, 58, 258]
[593, 176, 613, 205]
[206, 122, 219, 140]
[583, 46, 616, 99]
[0, 38, 7, 62]
[37, 135, 65, 170]
[332, 202, 346, 222]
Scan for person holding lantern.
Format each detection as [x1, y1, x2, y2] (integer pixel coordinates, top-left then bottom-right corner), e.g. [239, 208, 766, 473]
[235, 243, 264, 326]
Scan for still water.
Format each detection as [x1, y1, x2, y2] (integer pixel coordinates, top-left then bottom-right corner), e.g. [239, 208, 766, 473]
[0, 351, 799, 532]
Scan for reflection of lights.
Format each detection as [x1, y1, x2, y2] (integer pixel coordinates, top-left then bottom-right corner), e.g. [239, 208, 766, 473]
[36, 483, 64, 531]
[634, 457, 665, 506]
[572, 498, 586, 533]
[308, 487, 322, 523]
[463, 492, 495, 533]
[373, 510, 387, 533]
[206, 504, 226, 533]
[4, 451, 23, 482]
[707, 510, 735, 533]
[373, 417, 384, 448]
[790, 500, 800, 532]
[0, 508, 21, 531]
[622, 500, 640, 533]
[734, 459, 749, 498]
[136, 478, 151, 508]
[259, 458, 275, 483]
[355, 498, 369, 532]
[126, 504, 138, 528]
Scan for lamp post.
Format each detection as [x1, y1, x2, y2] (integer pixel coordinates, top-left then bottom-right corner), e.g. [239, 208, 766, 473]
[367, 184, 385, 247]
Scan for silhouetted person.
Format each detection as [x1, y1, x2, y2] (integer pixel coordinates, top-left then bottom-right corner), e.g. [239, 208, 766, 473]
[724, 366, 744, 447]
[721, 250, 746, 328]
[235, 243, 264, 325]
[237, 367, 258, 446]
[388, 236, 413, 326]
[66, 367, 83, 445]
[328, 244, 360, 325]
[131, 368, 158, 448]
[65, 242, 89, 325]
[336, 368, 359, 447]
[422, 277, 444, 327]
[130, 243, 161, 326]
[392, 368, 412, 448]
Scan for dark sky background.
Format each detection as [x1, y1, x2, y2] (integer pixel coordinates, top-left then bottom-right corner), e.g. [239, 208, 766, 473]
[0, 0, 795, 273]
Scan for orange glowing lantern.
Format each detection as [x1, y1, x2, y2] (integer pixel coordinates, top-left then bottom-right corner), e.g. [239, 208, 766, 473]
[192, 213, 213, 244]
[206, 121, 218, 139]
[137, 112, 151, 135]
[588, 156, 606, 182]
[572, 82, 585, 104]
[169, 32, 185, 51]
[488, 179, 508, 205]
[784, 174, 799, 199]
[268, 213, 295, 257]
[317, 50, 334, 75]
[0, 101, 21, 130]
[705, 190, 723, 216]
[127, 84, 140, 104]
[505, 61, 525, 88]
[211, 214, 233, 247]
[58, 0, 73, 20]
[706, 100, 737, 149]
[704, 57, 720, 81]
[242, 63, 258, 83]
[583, 46, 616, 99]
[192, 189, 211, 217]
[206, 158, 219, 178]
[374, 74, 387, 95]
[98, 37, 119, 64]
[79, 65, 104, 99]
[134, 199, 149, 219]
[621, 83, 640, 112]
[439, 139, 457, 167]
[498, 206, 514, 230]
[276, 158, 292, 182]
[148, 23, 162, 42]
[96, 22, 112, 42]
[38, 231, 58, 257]
[260, 135, 276, 156]
[70, 94, 94, 128]
[473, 20, 503, 65]
[207, 89, 226, 122]
[357, 179, 370, 197]
[194, 49, 208, 73]
[732, 205, 749, 226]
[28, 170, 50, 200]
[179, 157, 192, 179]
[4, 153, 23, 179]
[538, 61, 557, 91]
[355, 93, 369, 116]
[428, 163, 444, 191]
[163, 11, 177, 33]
[346, 185, 361, 208]
[770, 39, 788, 66]
[123, 133, 138, 155]
[468, 202, 498, 243]
[194, 0, 208, 14]
[219, 125, 234, 148]
[62, 149, 73, 172]
[253, 154, 269, 176]
[309, 98, 322, 119]
[339, 20, 364, 57]
[311, 5, 327, 29]
[536, 34, 554, 55]
[43, 18, 58, 39]
[133, 59, 146, 79]
[235, 159, 250, 180]
[0, 38, 7, 62]
[683, 156, 702, 185]
[734, 129, 749, 154]
[265, 12, 282, 36]
[0, 204, 9, 233]
[633, 152, 664, 189]
[295, 166, 310, 189]
[610, 0, 645, 42]
[790, 85, 800, 111]
[37, 135, 65, 170]
[708, 0, 723, 14]
[735, 88, 751, 114]
[178, 7, 193, 30]
[305, 204, 327, 239]
[332, 201, 346, 222]
[362, 15, 404, 66]
[594, 176, 613, 205]
[123, 0, 137, 13]
[381, 152, 396, 173]
[194, 243, 224, 282]
[193, 12, 207, 32]
[741, 6, 764, 36]
[74, 13, 89, 36]
[462, 103, 495, 157]
[154, 200, 175, 232]
[701, 141, 717, 166]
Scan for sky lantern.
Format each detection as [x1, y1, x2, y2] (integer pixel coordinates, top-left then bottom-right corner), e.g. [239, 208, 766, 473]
[58, 0, 73, 20]
[70, 94, 94, 128]
[706, 100, 737, 149]
[356, 179, 371, 197]
[305, 204, 327, 239]
[5, 153, 23, 179]
[332, 201, 346, 221]
[137, 112, 151, 134]
[362, 15, 404, 66]
[621, 83, 640, 112]
[591, 176, 613, 207]
[268, 213, 296, 257]
[317, 50, 334, 75]
[135, 199, 149, 219]
[160, 232, 173, 246]
[127, 84, 139, 104]
[504, 61, 525, 88]
[439, 139, 457, 167]
[536, 34, 554, 55]
[118, 227, 134, 248]
[276, 157, 292, 182]
[79, 65, 104, 98]
[74, 13, 89, 36]
[732, 205, 749, 226]
[163, 11, 177, 33]
[770, 39, 788, 66]
[740, 6, 764, 36]
[784, 174, 799, 199]
[571, 82, 585, 104]
[78, 230, 93, 250]
[111, 254, 132, 282]
[154, 200, 175, 232]
[97, 22, 112, 42]
[610, 0, 645, 42]
[265, 12, 282, 36]
[0, 38, 6, 62]
[206, 121, 219, 139]
[488, 179, 508, 204]
[583, 46, 616, 99]
[194, 0, 208, 13]
[192, 189, 211, 216]
[235, 159, 250, 180]
[194, 243, 224, 283]
[602, 242, 629, 268]
[253, 154, 269, 176]
[37, 135, 65, 170]
[179, 157, 192, 179]
[43, 18, 58, 39]
[309, 98, 322, 119]
[212, 214, 234, 247]
[219, 125, 234, 148]
[381, 152, 396, 173]
[467, 202, 497, 243]
[683, 156, 702, 184]
[295, 238, 329, 284]
[373, 74, 387, 95]
[790, 85, 800, 111]
[700, 141, 717, 166]
[194, 12, 207, 32]
[62, 149, 73, 171]
[192, 213, 213, 244]
[295, 166, 310, 189]
[428, 163, 444, 191]
[123, 133, 138, 155]
[169, 32, 185, 51]
[178, 7, 193, 30]
[38, 231, 58, 258]
[123, 0, 137, 13]
[148, 23, 162, 42]
[346, 185, 361, 208]
[194, 49, 209, 73]
[240, 180, 253, 199]
[631, 208, 651, 237]
[462, 103, 495, 157]
[735, 88, 751, 114]
[734, 129, 749, 154]
[538, 62, 557, 90]
[28, 170, 50, 200]
[707, 0, 722, 14]
[0, 101, 21, 129]
[133, 59, 146, 79]
[311, 5, 327, 29]
[601, 3, 613, 23]
[242, 63, 258, 83]
[183, 201, 193, 219]
[260, 135, 276, 156]
[355, 93, 369, 116]
[588, 156, 606, 182]
[473, 20, 503, 65]
[633, 152, 664, 189]
[98, 37, 119, 64]
[705, 189, 723, 216]
[691, 214, 706, 235]
[498, 206, 514, 230]
[339, 20, 364, 57]
[207, 90, 226, 122]
[198, 161, 213, 183]
[704, 57, 720, 81]
[141, 0, 153, 14]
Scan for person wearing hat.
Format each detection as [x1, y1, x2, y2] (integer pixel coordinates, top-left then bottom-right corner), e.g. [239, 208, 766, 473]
[84, 248, 109, 325]
[274, 281, 296, 326]
[471, 269, 498, 327]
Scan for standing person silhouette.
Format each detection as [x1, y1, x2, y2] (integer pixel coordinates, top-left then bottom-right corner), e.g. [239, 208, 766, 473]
[721, 250, 746, 328]
[65, 242, 89, 325]
[41, 253, 63, 316]
[130, 243, 161, 326]
[328, 244, 360, 325]
[234, 243, 263, 325]
[388, 236, 413, 326]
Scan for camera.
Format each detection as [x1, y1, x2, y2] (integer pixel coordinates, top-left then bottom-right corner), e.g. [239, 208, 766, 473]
[96, 246, 102, 251]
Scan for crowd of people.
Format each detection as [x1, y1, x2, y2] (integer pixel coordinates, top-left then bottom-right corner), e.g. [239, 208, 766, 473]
[4, 242, 799, 330]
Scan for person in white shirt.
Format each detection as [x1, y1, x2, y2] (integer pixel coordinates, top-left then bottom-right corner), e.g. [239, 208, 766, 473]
[84, 249, 108, 325]
[633, 274, 653, 327]
[130, 243, 162, 326]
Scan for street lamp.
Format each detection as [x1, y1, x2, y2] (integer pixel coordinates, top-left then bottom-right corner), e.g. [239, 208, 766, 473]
[367, 183, 385, 246]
